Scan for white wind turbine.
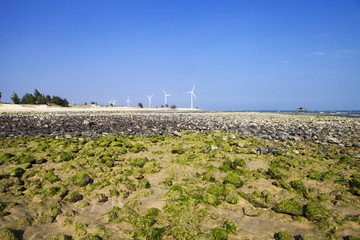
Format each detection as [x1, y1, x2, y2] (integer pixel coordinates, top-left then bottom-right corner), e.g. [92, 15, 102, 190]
[186, 84, 197, 109]
[162, 90, 172, 106]
[146, 94, 153, 108]
[126, 96, 131, 107]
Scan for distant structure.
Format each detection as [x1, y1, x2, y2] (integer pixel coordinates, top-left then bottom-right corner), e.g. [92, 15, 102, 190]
[146, 94, 153, 108]
[186, 84, 197, 109]
[109, 98, 117, 106]
[297, 107, 308, 112]
[162, 90, 172, 106]
[126, 96, 131, 107]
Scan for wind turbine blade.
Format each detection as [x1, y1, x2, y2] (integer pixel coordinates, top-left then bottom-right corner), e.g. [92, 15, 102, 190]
[192, 92, 197, 99]
[162, 90, 166, 95]
[186, 91, 191, 94]
[192, 84, 196, 91]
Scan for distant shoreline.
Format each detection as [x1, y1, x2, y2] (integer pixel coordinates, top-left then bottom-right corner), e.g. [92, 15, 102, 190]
[0, 103, 202, 113]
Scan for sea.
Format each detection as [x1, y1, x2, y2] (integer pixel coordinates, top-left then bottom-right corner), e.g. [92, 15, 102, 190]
[211, 110, 360, 118]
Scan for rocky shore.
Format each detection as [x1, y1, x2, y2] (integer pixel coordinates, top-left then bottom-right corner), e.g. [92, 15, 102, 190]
[1, 112, 359, 144]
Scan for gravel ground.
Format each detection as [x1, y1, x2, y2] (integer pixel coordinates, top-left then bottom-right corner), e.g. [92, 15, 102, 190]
[1, 112, 359, 144]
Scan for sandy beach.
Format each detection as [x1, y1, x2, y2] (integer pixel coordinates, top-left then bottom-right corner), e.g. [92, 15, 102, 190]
[0, 104, 359, 240]
[0, 103, 200, 113]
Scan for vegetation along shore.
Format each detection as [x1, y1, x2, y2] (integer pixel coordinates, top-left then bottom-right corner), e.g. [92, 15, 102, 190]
[0, 111, 359, 239]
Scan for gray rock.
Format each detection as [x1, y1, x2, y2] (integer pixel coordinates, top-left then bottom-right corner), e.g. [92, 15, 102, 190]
[353, 143, 360, 148]
[257, 147, 268, 155]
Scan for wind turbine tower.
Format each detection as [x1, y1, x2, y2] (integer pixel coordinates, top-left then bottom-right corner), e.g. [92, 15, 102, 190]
[162, 90, 172, 106]
[146, 94, 153, 108]
[126, 96, 131, 107]
[186, 84, 197, 109]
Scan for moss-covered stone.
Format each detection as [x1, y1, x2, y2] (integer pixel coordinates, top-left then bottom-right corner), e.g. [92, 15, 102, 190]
[211, 228, 228, 240]
[290, 180, 308, 198]
[73, 172, 92, 187]
[53, 234, 72, 240]
[64, 191, 83, 203]
[304, 202, 331, 222]
[9, 167, 25, 177]
[43, 186, 61, 197]
[208, 184, 225, 197]
[14, 217, 33, 227]
[274, 231, 293, 240]
[231, 158, 246, 169]
[0, 228, 20, 240]
[307, 170, 323, 181]
[65, 210, 77, 217]
[267, 165, 289, 180]
[16, 153, 36, 164]
[145, 227, 166, 240]
[38, 214, 55, 224]
[143, 162, 161, 174]
[60, 151, 74, 162]
[81, 233, 103, 240]
[299, 234, 314, 240]
[43, 171, 60, 183]
[51, 207, 62, 217]
[0, 202, 6, 212]
[224, 173, 243, 188]
[203, 193, 221, 206]
[274, 199, 303, 216]
[349, 174, 360, 196]
[171, 145, 185, 155]
[224, 184, 239, 204]
[130, 157, 148, 168]
[344, 236, 360, 240]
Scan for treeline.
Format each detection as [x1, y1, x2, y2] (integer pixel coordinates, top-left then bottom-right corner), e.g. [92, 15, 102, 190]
[11, 89, 69, 107]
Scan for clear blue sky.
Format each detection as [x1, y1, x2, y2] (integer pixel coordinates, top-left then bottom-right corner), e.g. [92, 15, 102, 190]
[1, 0, 359, 110]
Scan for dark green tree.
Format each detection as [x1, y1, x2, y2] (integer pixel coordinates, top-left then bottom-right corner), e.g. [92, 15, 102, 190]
[138, 102, 143, 108]
[11, 93, 20, 104]
[0, 92, 2, 102]
[52, 96, 69, 107]
[21, 93, 36, 104]
[34, 89, 46, 104]
[45, 95, 52, 104]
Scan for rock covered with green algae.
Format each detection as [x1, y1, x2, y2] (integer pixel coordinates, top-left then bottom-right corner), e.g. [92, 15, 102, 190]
[0, 228, 20, 240]
[224, 183, 239, 204]
[53, 234, 72, 240]
[223, 173, 243, 188]
[274, 231, 294, 240]
[349, 174, 360, 196]
[304, 202, 331, 222]
[72, 172, 92, 187]
[0, 127, 359, 239]
[274, 199, 303, 216]
[9, 167, 25, 177]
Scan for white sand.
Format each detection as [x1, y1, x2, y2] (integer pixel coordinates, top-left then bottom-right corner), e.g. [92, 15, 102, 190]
[0, 103, 201, 113]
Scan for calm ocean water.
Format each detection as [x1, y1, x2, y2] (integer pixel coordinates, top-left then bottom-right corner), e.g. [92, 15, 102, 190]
[211, 110, 360, 118]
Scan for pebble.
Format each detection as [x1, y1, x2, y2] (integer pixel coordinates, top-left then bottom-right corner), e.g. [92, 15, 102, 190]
[0, 113, 359, 145]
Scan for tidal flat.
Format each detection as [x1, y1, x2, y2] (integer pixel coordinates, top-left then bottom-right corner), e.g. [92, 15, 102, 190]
[0, 113, 359, 240]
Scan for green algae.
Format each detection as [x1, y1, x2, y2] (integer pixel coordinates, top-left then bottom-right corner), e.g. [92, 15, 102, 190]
[274, 231, 293, 240]
[223, 173, 243, 188]
[73, 172, 92, 187]
[274, 199, 303, 216]
[9, 167, 25, 177]
[0, 130, 359, 239]
[0, 228, 20, 240]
